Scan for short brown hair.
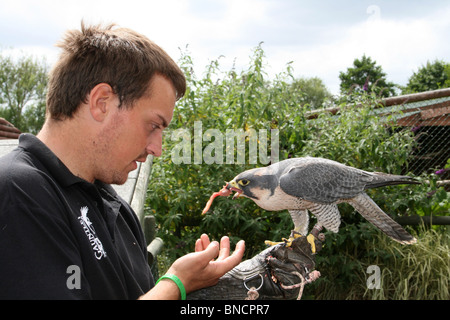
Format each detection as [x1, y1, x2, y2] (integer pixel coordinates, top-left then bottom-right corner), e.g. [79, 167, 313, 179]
[46, 22, 186, 120]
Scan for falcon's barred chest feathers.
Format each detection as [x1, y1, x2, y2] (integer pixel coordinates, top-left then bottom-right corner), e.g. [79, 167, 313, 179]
[227, 157, 418, 245]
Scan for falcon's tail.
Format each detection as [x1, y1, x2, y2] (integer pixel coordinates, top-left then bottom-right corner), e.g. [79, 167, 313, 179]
[348, 193, 417, 245]
[366, 173, 420, 189]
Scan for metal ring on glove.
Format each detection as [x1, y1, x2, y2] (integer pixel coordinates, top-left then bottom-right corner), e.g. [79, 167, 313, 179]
[243, 273, 264, 292]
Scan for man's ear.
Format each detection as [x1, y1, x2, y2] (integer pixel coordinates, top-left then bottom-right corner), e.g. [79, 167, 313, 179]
[88, 83, 119, 122]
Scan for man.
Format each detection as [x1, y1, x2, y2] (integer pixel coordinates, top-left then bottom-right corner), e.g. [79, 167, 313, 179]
[0, 22, 244, 299]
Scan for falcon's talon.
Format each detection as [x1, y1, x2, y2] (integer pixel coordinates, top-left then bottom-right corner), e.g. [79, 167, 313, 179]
[289, 230, 303, 239]
[264, 237, 296, 247]
[283, 237, 297, 247]
[306, 234, 317, 254]
[264, 240, 285, 246]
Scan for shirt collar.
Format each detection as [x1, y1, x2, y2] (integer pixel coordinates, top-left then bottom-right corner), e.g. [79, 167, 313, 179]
[18, 133, 87, 187]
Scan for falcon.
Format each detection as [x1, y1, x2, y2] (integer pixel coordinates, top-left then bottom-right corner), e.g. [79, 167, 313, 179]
[203, 157, 418, 246]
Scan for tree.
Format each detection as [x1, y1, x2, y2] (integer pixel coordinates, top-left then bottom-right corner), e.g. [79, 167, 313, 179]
[289, 77, 333, 109]
[403, 59, 450, 94]
[0, 52, 48, 133]
[339, 54, 396, 98]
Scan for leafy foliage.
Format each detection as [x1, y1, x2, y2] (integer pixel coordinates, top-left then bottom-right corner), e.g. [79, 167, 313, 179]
[339, 54, 397, 98]
[147, 46, 450, 300]
[403, 59, 450, 94]
[289, 76, 333, 109]
[301, 93, 415, 172]
[0, 52, 48, 133]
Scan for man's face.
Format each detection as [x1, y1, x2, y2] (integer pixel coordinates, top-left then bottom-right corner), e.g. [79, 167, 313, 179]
[94, 74, 176, 185]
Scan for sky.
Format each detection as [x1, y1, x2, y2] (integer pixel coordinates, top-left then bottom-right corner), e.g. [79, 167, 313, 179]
[0, 0, 449, 95]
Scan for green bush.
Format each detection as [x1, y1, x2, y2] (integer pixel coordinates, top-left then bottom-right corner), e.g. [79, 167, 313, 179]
[146, 45, 450, 299]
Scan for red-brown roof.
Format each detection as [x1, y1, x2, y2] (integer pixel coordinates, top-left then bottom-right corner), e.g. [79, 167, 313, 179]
[306, 88, 450, 126]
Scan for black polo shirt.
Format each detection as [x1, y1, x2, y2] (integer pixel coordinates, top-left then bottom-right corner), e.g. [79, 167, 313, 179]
[0, 134, 154, 299]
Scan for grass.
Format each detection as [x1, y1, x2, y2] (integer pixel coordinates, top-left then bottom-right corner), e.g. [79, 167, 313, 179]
[359, 226, 450, 300]
[309, 225, 450, 300]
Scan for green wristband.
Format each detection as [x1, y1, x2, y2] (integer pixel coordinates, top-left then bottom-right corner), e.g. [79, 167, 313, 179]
[156, 274, 186, 300]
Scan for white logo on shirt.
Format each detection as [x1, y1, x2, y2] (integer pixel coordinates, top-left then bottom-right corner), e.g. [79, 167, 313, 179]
[78, 206, 107, 260]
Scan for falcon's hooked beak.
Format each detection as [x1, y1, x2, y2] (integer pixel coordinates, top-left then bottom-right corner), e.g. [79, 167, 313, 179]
[227, 180, 244, 199]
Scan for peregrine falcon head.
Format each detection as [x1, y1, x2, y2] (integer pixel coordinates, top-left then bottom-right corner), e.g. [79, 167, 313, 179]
[227, 167, 278, 201]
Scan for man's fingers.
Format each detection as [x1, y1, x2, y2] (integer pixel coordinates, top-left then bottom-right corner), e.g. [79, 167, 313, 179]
[198, 240, 220, 262]
[231, 240, 245, 261]
[200, 234, 210, 250]
[195, 234, 245, 272]
[195, 238, 202, 252]
[217, 236, 230, 261]
[213, 239, 245, 275]
[195, 234, 211, 252]
[168, 236, 245, 294]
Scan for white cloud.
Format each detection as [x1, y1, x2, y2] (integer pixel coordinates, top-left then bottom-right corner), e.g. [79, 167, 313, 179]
[264, 3, 450, 94]
[1, 0, 449, 96]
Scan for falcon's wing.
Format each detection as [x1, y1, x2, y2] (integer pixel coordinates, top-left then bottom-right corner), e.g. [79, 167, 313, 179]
[279, 160, 373, 204]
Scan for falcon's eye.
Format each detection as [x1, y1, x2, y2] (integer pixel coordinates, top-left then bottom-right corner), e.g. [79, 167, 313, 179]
[238, 179, 250, 186]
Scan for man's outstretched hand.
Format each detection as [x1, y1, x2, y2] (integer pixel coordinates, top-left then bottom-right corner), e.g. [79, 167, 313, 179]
[140, 234, 245, 300]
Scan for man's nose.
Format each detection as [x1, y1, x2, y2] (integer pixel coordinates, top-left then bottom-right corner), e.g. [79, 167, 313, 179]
[146, 136, 162, 157]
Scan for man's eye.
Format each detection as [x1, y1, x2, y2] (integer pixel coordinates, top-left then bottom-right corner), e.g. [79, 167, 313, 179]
[149, 123, 161, 131]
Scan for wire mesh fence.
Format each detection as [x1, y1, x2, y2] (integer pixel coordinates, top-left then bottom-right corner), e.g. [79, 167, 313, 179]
[308, 89, 450, 184]
[306, 88, 450, 198]
[386, 90, 450, 180]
